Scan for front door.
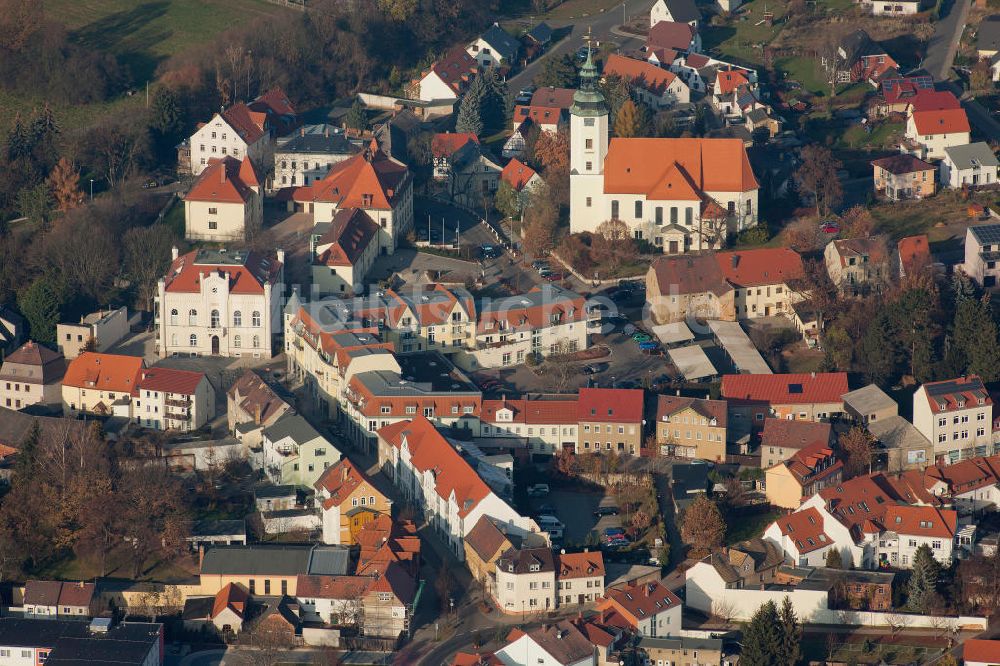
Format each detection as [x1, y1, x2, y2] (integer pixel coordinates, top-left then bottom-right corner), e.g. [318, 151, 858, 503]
[211, 335, 220, 355]
[668, 240, 679, 254]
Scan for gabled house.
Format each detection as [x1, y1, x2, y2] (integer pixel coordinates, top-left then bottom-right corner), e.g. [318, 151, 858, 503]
[248, 87, 298, 137]
[414, 46, 479, 102]
[962, 223, 1000, 288]
[432, 132, 480, 180]
[603, 54, 690, 109]
[828, 30, 898, 86]
[500, 159, 544, 208]
[464, 515, 519, 587]
[496, 621, 600, 666]
[765, 442, 844, 509]
[575, 388, 645, 456]
[654, 394, 727, 461]
[650, 0, 701, 28]
[556, 550, 606, 607]
[480, 395, 580, 457]
[467, 23, 520, 68]
[311, 207, 380, 296]
[430, 133, 502, 208]
[870, 154, 936, 201]
[597, 580, 682, 638]
[512, 87, 576, 133]
[61, 352, 143, 418]
[646, 20, 701, 56]
[261, 414, 342, 487]
[722, 372, 848, 423]
[227, 369, 294, 446]
[24, 580, 96, 619]
[759, 418, 833, 469]
[823, 237, 891, 294]
[495, 546, 557, 614]
[709, 69, 758, 116]
[904, 107, 971, 160]
[314, 458, 391, 545]
[717, 248, 805, 318]
[135, 366, 216, 432]
[912, 375, 993, 463]
[940, 142, 999, 189]
[189, 102, 271, 176]
[897, 234, 932, 279]
[0, 341, 65, 410]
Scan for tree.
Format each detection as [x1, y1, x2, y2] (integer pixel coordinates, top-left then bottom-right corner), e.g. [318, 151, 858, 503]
[951, 295, 1000, 382]
[907, 543, 940, 613]
[741, 600, 782, 666]
[123, 225, 175, 312]
[83, 117, 151, 188]
[531, 128, 570, 204]
[839, 205, 874, 239]
[47, 158, 84, 213]
[344, 98, 368, 134]
[479, 67, 509, 135]
[17, 274, 65, 344]
[971, 58, 993, 93]
[521, 196, 558, 257]
[16, 183, 53, 228]
[535, 54, 577, 88]
[614, 99, 652, 138]
[795, 145, 842, 216]
[777, 596, 802, 666]
[679, 494, 725, 554]
[378, 0, 418, 20]
[494, 179, 521, 220]
[600, 74, 631, 124]
[592, 219, 638, 272]
[825, 548, 844, 569]
[455, 79, 485, 136]
[858, 312, 900, 385]
[839, 427, 874, 478]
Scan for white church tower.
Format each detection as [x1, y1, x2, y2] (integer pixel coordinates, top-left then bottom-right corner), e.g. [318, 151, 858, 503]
[569, 42, 610, 235]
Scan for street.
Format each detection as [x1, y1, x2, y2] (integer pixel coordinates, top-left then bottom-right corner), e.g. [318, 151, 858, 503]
[921, 0, 969, 81]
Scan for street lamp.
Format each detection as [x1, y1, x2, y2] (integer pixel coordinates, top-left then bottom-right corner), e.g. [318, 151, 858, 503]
[89, 179, 94, 201]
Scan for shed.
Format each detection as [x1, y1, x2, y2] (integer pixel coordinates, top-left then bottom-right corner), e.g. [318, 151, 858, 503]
[667, 345, 717, 381]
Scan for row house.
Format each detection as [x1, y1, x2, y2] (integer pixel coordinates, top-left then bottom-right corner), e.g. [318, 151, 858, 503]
[603, 54, 691, 109]
[481, 395, 580, 457]
[464, 515, 523, 588]
[912, 375, 993, 464]
[0, 341, 65, 411]
[0, 618, 163, 666]
[494, 547, 606, 615]
[156, 247, 285, 359]
[288, 139, 413, 256]
[313, 458, 392, 545]
[376, 417, 541, 559]
[260, 414, 342, 488]
[723, 372, 848, 424]
[765, 442, 844, 509]
[23, 580, 96, 619]
[576, 388, 645, 456]
[759, 418, 833, 469]
[184, 156, 262, 243]
[654, 394, 727, 461]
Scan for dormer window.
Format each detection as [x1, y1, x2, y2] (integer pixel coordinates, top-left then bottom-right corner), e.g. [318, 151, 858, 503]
[529, 564, 540, 572]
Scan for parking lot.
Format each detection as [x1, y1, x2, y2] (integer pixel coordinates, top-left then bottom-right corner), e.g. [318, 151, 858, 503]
[526, 488, 622, 546]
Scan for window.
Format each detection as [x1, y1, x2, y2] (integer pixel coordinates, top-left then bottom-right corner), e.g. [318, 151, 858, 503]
[234, 335, 241, 348]
[233, 310, 242, 326]
[189, 334, 197, 347]
[188, 309, 198, 325]
[208, 221, 218, 230]
[253, 335, 260, 348]
[210, 309, 220, 328]
[586, 196, 592, 207]
[169, 309, 178, 325]
[252, 311, 261, 327]
[635, 201, 643, 218]
[585, 138, 593, 149]
[611, 200, 619, 219]
[264, 579, 271, 594]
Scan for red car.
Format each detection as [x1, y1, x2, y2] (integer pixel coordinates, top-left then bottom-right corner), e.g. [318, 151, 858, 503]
[544, 272, 565, 281]
[821, 221, 840, 234]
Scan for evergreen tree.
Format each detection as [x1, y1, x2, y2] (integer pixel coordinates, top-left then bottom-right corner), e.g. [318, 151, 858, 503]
[17, 274, 65, 344]
[907, 544, 940, 613]
[16, 183, 53, 228]
[344, 98, 369, 133]
[741, 600, 782, 666]
[535, 54, 577, 88]
[456, 76, 485, 136]
[150, 87, 183, 138]
[480, 68, 508, 135]
[778, 596, 802, 666]
[614, 99, 652, 138]
[952, 296, 1000, 382]
[858, 312, 900, 385]
[952, 271, 977, 303]
[6, 113, 30, 161]
[13, 421, 40, 478]
[825, 548, 843, 569]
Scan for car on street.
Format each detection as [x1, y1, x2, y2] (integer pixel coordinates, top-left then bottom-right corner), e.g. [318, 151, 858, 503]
[583, 363, 608, 375]
[538, 267, 553, 277]
[480, 244, 501, 259]
[594, 505, 619, 517]
[632, 332, 652, 343]
[527, 484, 550, 497]
[544, 272, 565, 282]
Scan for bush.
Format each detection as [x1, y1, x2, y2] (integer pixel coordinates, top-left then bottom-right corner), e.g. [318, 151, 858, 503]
[737, 223, 770, 246]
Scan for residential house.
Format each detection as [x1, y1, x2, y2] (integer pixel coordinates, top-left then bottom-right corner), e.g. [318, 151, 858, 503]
[638, 637, 726, 666]
[745, 107, 781, 138]
[556, 550, 606, 606]
[762, 506, 838, 566]
[184, 156, 262, 242]
[355, 516, 421, 579]
[61, 352, 143, 417]
[650, 0, 701, 28]
[496, 621, 599, 666]
[765, 442, 844, 509]
[569, 55, 759, 247]
[431, 133, 502, 208]
[261, 414, 341, 487]
[904, 107, 971, 160]
[527, 22, 554, 48]
[861, 0, 923, 14]
[294, 574, 368, 627]
[504, 118, 534, 159]
[685, 539, 784, 597]
[922, 455, 1000, 514]
[272, 124, 358, 191]
[314, 458, 391, 545]
[183, 582, 250, 636]
[468, 23, 520, 68]
[23, 581, 95, 619]
[869, 416, 933, 471]
[597, 581, 682, 638]
[376, 417, 542, 559]
[828, 30, 898, 86]
[654, 394, 727, 461]
[0, 341, 65, 410]
[870, 154, 936, 201]
[575, 388, 645, 456]
[311, 208, 380, 296]
[870, 74, 936, 117]
[196, 543, 351, 597]
[668, 53, 755, 95]
[722, 372, 849, 424]
[646, 20, 701, 58]
[874, 504, 957, 567]
[134, 367, 216, 432]
[940, 142, 999, 189]
[360, 561, 417, 638]
[709, 69, 760, 117]
[646, 253, 735, 323]
[480, 395, 579, 457]
[717, 248, 805, 318]
[495, 547, 557, 614]
[372, 109, 421, 164]
[188, 102, 271, 176]
[966, 638, 1000, 666]
[56, 306, 129, 359]
[156, 247, 285, 359]
[227, 368, 294, 446]
[823, 238, 890, 294]
[464, 515, 518, 587]
[0, 618, 164, 666]
[912, 375, 993, 463]
[414, 46, 479, 102]
[897, 234, 932, 279]
[963, 223, 1000, 288]
[500, 158, 544, 209]
[288, 139, 413, 255]
[759, 418, 834, 469]
[976, 17, 1000, 75]
[248, 87, 298, 137]
[842, 384, 898, 425]
[603, 54, 690, 109]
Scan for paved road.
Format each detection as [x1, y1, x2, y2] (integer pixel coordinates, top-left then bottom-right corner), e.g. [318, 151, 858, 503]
[921, 0, 970, 81]
[506, 0, 653, 90]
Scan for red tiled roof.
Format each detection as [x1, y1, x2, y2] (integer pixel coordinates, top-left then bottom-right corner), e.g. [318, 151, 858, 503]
[647, 20, 697, 51]
[315, 458, 379, 509]
[63, 352, 143, 394]
[603, 138, 758, 196]
[722, 373, 848, 405]
[775, 507, 831, 553]
[315, 208, 379, 268]
[428, 46, 479, 94]
[911, 108, 970, 136]
[212, 582, 249, 620]
[529, 86, 576, 108]
[715, 248, 804, 287]
[761, 418, 832, 451]
[432, 132, 479, 158]
[293, 142, 409, 210]
[599, 581, 680, 627]
[137, 367, 204, 395]
[908, 89, 960, 113]
[501, 158, 538, 192]
[604, 53, 679, 97]
[883, 504, 956, 539]
[249, 87, 296, 118]
[919, 376, 991, 414]
[577, 388, 644, 423]
[220, 104, 267, 144]
[378, 417, 491, 518]
[227, 369, 292, 426]
[556, 550, 605, 579]
[3, 340, 62, 366]
[964, 638, 1000, 663]
[365, 561, 417, 603]
[648, 253, 732, 298]
[818, 473, 902, 537]
[185, 157, 259, 204]
[871, 154, 935, 175]
[163, 249, 282, 295]
[464, 516, 511, 562]
[295, 574, 369, 599]
[785, 443, 843, 487]
[897, 234, 930, 275]
[513, 103, 567, 127]
[57, 581, 95, 608]
[716, 69, 750, 95]
[451, 653, 503, 666]
[481, 396, 580, 425]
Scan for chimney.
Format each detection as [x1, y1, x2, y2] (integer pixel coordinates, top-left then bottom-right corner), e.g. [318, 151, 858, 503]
[276, 248, 286, 265]
[731, 254, 740, 268]
[324, 126, 330, 138]
[254, 403, 262, 425]
[811, 371, 816, 378]
[301, 127, 306, 137]
[198, 544, 205, 569]
[343, 465, 349, 482]
[171, 246, 179, 261]
[220, 162, 227, 184]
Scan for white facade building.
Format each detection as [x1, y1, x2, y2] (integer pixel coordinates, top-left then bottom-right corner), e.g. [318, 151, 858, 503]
[912, 376, 993, 464]
[940, 142, 999, 189]
[189, 104, 270, 176]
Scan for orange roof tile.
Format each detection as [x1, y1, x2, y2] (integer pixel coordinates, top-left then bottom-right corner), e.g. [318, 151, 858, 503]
[603, 138, 758, 197]
[964, 639, 1000, 663]
[599, 581, 680, 627]
[315, 208, 379, 268]
[647, 20, 697, 51]
[137, 367, 205, 395]
[501, 159, 539, 192]
[220, 104, 267, 144]
[912, 108, 970, 135]
[556, 550, 605, 579]
[293, 143, 409, 210]
[185, 157, 259, 204]
[775, 507, 831, 553]
[577, 388, 644, 423]
[715, 247, 804, 287]
[481, 396, 580, 425]
[722, 373, 848, 405]
[760, 418, 832, 450]
[163, 249, 282, 295]
[212, 582, 249, 620]
[717, 69, 750, 95]
[63, 352, 143, 395]
[315, 458, 380, 509]
[295, 574, 369, 599]
[604, 53, 679, 97]
[428, 46, 479, 94]
[432, 132, 479, 158]
[883, 504, 956, 539]
[908, 89, 960, 113]
[897, 234, 930, 275]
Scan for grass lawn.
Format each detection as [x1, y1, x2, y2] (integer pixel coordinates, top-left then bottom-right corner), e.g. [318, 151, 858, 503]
[34, 545, 199, 584]
[869, 191, 993, 243]
[162, 198, 185, 238]
[725, 507, 782, 545]
[702, 0, 789, 66]
[773, 56, 827, 95]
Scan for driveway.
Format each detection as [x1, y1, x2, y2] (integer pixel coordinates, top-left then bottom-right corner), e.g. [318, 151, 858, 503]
[920, 0, 970, 81]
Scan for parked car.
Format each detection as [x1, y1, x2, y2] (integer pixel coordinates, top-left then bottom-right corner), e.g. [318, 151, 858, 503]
[821, 221, 840, 234]
[583, 363, 608, 375]
[594, 505, 620, 517]
[536, 503, 556, 515]
[527, 484, 550, 497]
[632, 332, 652, 343]
[480, 244, 502, 259]
[544, 272, 565, 281]
[531, 259, 550, 270]
[639, 341, 660, 351]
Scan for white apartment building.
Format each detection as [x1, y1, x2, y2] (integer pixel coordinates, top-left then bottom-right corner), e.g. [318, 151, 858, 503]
[184, 157, 262, 242]
[874, 505, 956, 568]
[480, 397, 579, 457]
[273, 124, 358, 191]
[134, 367, 215, 432]
[189, 103, 271, 176]
[260, 414, 342, 488]
[56, 307, 129, 359]
[912, 376, 993, 464]
[495, 547, 557, 614]
[940, 142, 999, 189]
[156, 247, 284, 359]
[962, 223, 1000, 289]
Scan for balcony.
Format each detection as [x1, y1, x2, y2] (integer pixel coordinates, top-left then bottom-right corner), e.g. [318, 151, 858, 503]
[166, 397, 191, 409]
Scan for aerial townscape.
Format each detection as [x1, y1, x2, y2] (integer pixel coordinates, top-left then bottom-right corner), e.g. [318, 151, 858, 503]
[4, 0, 1000, 665]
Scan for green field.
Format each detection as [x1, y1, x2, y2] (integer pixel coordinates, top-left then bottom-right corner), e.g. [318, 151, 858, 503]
[701, 0, 789, 66]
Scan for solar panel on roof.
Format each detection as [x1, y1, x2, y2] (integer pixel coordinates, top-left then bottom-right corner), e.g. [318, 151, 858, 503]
[971, 224, 1000, 244]
[788, 383, 803, 394]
